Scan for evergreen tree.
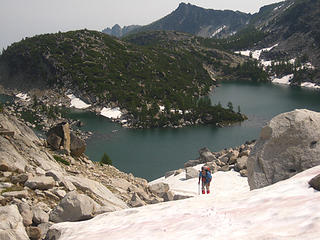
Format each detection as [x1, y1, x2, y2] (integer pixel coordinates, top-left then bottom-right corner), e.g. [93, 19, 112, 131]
[227, 102, 234, 111]
[100, 152, 112, 165]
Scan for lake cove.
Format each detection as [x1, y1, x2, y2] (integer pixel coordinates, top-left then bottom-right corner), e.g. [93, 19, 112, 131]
[67, 81, 320, 181]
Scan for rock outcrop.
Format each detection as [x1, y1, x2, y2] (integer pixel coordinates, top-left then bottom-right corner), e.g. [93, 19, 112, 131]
[0, 205, 29, 240]
[247, 109, 320, 190]
[308, 174, 320, 191]
[49, 191, 100, 223]
[47, 122, 86, 157]
[184, 141, 254, 176]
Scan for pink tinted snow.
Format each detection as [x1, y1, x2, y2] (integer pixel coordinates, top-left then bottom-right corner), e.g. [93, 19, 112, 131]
[50, 166, 320, 240]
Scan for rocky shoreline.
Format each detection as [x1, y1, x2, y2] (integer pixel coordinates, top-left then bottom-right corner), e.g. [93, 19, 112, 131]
[0, 107, 252, 239]
[0, 86, 246, 131]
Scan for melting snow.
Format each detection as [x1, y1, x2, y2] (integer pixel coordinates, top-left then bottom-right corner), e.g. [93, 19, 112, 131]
[301, 82, 320, 89]
[48, 166, 320, 240]
[211, 25, 226, 38]
[16, 93, 31, 102]
[100, 107, 123, 119]
[235, 44, 279, 60]
[272, 74, 320, 89]
[272, 74, 294, 85]
[67, 94, 91, 109]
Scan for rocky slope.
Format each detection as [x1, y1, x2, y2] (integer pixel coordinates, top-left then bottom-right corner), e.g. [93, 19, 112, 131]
[0, 110, 170, 239]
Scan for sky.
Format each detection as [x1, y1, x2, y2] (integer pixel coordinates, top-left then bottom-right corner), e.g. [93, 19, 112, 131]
[0, 0, 282, 51]
[48, 165, 320, 240]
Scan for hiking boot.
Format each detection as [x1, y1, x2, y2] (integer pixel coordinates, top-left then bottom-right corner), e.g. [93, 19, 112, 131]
[202, 189, 205, 194]
[207, 189, 210, 194]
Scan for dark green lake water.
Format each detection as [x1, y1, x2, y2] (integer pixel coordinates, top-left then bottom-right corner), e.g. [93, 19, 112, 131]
[67, 81, 320, 181]
[1, 83, 318, 181]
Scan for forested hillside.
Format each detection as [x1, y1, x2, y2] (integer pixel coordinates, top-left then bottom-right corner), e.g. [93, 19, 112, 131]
[0, 30, 248, 128]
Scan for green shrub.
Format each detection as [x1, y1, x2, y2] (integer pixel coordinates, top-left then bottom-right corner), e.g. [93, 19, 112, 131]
[100, 153, 112, 166]
[53, 155, 70, 166]
[1, 185, 24, 194]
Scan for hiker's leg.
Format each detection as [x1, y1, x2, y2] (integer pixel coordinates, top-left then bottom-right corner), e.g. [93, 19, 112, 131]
[206, 183, 210, 194]
[201, 181, 205, 194]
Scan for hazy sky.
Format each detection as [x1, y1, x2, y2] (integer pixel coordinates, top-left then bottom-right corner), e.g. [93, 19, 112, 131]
[0, 0, 282, 50]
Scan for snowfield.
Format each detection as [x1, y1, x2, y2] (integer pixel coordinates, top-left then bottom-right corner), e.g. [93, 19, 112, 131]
[48, 165, 320, 240]
[272, 74, 294, 85]
[100, 107, 123, 119]
[67, 94, 91, 109]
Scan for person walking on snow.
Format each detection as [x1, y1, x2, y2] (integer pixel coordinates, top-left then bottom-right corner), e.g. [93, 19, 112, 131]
[198, 166, 212, 194]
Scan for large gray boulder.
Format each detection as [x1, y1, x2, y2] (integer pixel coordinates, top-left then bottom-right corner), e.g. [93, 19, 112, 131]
[248, 109, 320, 190]
[32, 207, 49, 225]
[148, 182, 170, 197]
[309, 174, 320, 191]
[18, 203, 33, 226]
[0, 137, 27, 173]
[49, 191, 99, 223]
[65, 176, 128, 210]
[25, 176, 56, 190]
[198, 147, 218, 163]
[185, 167, 199, 180]
[0, 205, 29, 240]
[46, 122, 71, 154]
[70, 132, 86, 157]
[46, 170, 76, 191]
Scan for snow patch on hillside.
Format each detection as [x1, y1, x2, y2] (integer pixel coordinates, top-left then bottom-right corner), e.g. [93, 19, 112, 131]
[235, 43, 278, 60]
[211, 25, 226, 38]
[100, 107, 123, 119]
[272, 74, 294, 85]
[16, 93, 31, 102]
[67, 94, 91, 109]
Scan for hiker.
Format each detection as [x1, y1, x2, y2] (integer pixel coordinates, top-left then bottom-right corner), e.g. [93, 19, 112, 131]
[198, 166, 212, 194]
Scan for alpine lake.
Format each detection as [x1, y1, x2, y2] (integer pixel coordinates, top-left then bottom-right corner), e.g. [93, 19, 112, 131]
[1, 81, 319, 181]
[67, 81, 320, 181]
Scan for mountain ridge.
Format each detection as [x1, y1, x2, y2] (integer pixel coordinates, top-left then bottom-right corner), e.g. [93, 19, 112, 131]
[103, 0, 320, 77]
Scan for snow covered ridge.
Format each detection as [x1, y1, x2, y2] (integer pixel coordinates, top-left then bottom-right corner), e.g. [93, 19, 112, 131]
[47, 166, 320, 240]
